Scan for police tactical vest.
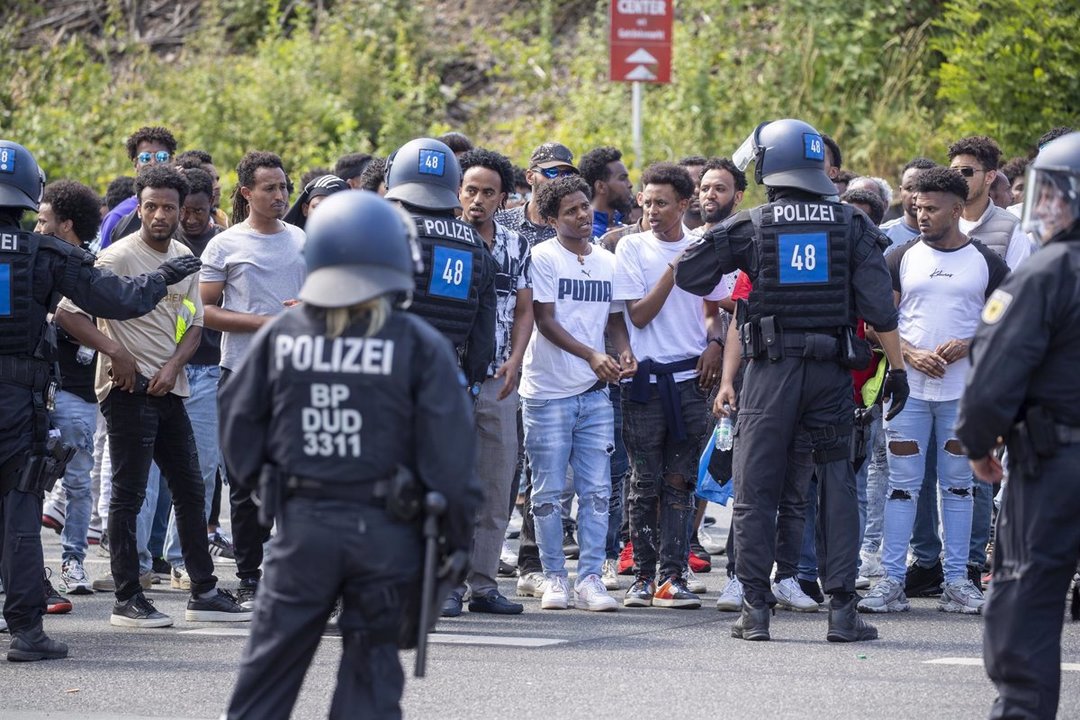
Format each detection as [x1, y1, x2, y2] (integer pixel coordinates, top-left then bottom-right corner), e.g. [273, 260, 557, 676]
[967, 205, 1019, 260]
[747, 201, 854, 330]
[0, 228, 45, 357]
[409, 213, 483, 348]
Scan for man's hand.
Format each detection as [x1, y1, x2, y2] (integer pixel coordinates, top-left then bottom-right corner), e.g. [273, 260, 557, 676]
[905, 347, 947, 378]
[588, 352, 622, 384]
[147, 361, 181, 397]
[697, 340, 723, 389]
[494, 358, 521, 400]
[882, 369, 910, 421]
[970, 455, 1004, 484]
[935, 338, 969, 364]
[618, 350, 637, 379]
[713, 383, 737, 418]
[154, 256, 202, 286]
[108, 346, 139, 392]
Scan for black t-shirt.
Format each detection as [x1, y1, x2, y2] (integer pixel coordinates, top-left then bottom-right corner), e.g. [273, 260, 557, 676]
[56, 327, 97, 403]
[180, 225, 224, 367]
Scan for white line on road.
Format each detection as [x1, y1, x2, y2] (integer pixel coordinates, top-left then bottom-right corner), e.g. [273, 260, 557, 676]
[179, 628, 567, 647]
[924, 657, 1080, 672]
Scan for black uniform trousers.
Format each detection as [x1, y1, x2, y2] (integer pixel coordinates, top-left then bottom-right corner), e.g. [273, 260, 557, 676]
[732, 354, 857, 606]
[984, 444, 1080, 720]
[225, 496, 421, 720]
[0, 385, 45, 634]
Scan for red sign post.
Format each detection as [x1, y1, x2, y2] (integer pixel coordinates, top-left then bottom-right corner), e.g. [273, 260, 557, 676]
[609, 0, 674, 84]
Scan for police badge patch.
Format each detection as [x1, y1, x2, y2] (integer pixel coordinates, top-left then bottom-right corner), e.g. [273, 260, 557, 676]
[982, 288, 1013, 324]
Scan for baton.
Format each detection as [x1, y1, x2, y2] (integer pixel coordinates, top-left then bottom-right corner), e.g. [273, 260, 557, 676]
[415, 491, 446, 677]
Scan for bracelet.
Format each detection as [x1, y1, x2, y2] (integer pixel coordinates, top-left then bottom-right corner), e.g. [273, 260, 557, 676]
[667, 262, 676, 272]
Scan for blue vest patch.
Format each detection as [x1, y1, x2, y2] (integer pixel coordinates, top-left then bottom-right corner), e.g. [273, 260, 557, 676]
[428, 245, 473, 300]
[0, 264, 10, 315]
[778, 232, 829, 284]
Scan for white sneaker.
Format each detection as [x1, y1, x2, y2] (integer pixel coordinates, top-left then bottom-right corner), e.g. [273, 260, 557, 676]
[500, 540, 518, 566]
[859, 549, 884, 578]
[541, 575, 570, 610]
[575, 574, 618, 612]
[516, 571, 546, 598]
[171, 566, 192, 591]
[60, 557, 93, 595]
[772, 576, 820, 612]
[939, 579, 985, 615]
[683, 567, 707, 594]
[715, 575, 743, 612]
[699, 524, 726, 555]
[601, 559, 620, 590]
[857, 575, 911, 613]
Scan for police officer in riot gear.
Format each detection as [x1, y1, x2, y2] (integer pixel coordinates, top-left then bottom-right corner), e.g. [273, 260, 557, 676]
[220, 190, 481, 719]
[0, 139, 201, 661]
[675, 119, 909, 642]
[384, 137, 498, 388]
[956, 131, 1080, 720]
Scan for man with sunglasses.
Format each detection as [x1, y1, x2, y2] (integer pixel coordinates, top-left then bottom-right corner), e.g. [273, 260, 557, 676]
[496, 142, 580, 249]
[100, 126, 179, 250]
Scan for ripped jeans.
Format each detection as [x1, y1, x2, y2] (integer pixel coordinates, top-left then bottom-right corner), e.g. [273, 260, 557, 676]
[522, 387, 613, 581]
[882, 397, 973, 585]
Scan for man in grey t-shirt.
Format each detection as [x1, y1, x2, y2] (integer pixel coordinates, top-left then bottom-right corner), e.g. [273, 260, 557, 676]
[200, 151, 305, 609]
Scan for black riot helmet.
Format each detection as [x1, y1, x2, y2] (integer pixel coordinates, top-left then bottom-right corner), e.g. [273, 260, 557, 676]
[732, 119, 837, 196]
[1022, 131, 1080, 245]
[299, 190, 422, 308]
[0, 140, 46, 212]
[383, 138, 462, 212]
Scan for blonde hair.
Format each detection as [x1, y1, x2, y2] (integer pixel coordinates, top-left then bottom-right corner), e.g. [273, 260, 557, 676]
[325, 296, 391, 339]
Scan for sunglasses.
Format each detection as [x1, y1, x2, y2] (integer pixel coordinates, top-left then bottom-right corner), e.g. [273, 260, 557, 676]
[954, 166, 983, 178]
[137, 150, 172, 165]
[535, 166, 575, 179]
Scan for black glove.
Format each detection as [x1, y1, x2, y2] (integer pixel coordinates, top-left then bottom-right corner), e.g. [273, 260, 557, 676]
[882, 369, 909, 421]
[153, 256, 202, 285]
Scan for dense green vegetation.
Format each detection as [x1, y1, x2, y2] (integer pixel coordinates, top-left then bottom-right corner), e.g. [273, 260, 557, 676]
[0, 0, 1076, 207]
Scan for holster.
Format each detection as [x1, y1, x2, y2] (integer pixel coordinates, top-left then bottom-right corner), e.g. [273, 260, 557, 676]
[16, 434, 77, 495]
[256, 464, 283, 527]
[1009, 406, 1060, 479]
[850, 407, 873, 472]
[386, 466, 423, 523]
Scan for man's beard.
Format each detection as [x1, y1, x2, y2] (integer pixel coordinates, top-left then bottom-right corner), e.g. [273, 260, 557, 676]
[702, 198, 735, 225]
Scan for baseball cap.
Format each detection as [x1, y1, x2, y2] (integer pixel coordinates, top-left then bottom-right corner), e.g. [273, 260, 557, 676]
[529, 142, 577, 172]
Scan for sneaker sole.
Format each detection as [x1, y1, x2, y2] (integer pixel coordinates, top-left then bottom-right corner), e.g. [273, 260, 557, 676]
[938, 601, 982, 615]
[602, 578, 620, 591]
[686, 583, 707, 594]
[515, 587, 542, 598]
[731, 627, 770, 641]
[41, 517, 64, 534]
[579, 602, 618, 612]
[45, 603, 73, 614]
[776, 601, 820, 613]
[540, 599, 569, 610]
[62, 585, 93, 596]
[7, 647, 68, 662]
[185, 609, 254, 622]
[623, 596, 652, 608]
[110, 614, 173, 628]
[857, 600, 910, 613]
[715, 601, 742, 612]
[652, 597, 702, 609]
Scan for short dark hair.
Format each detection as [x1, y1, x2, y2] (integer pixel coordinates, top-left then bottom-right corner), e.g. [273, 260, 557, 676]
[835, 169, 857, 185]
[358, 157, 387, 192]
[125, 126, 178, 161]
[999, 157, 1030, 183]
[822, 134, 842, 168]
[104, 176, 135, 211]
[459, 148, 515, 196]
[579, 147, 623, 192]
[914, 166, 969, 200]
[535, 175, 591, 221]
[641, 162, 695, 200]
[947, 135, 1002, 171]
[334, 152, 372, 181]
[437, 132, 473, 154]
[512, 166, 529, 190]
[903, 157, 937, 173]
[175, 149, 213, 167]
[840, 189, 885, 226]
[42, 180, 102, 245]
[179, 167, 214, 200]
[134, 164, 190, 206]
[1036, 126, 1074, 151]
[232, 151, 287, 224]
[701, 157, 747, 192]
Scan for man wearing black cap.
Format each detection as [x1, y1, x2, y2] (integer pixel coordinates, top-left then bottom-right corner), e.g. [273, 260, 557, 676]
[496, 142, 579, 248]
[282, 174, 349, 231]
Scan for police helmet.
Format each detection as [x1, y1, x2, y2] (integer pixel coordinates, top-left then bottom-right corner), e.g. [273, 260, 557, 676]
[299, 190, 420, 308]
[1022, 131, 1080, 245]
[383, 138, 462, 211]
[0, 140, 46, 212]
[734, 119, 837, 196]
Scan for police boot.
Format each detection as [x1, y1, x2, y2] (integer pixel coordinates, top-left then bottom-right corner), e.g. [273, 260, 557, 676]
[731, 601, 771, 641]
[7, 627, 68, 662]
[826, 595, 879, 643]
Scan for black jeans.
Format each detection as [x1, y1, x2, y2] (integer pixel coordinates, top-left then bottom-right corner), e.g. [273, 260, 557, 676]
[101, 390, 216, 601]
[219, 368, 272, 581]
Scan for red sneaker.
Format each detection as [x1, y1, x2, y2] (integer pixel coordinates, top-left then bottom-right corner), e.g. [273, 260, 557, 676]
[688, 551, 711, 574]
[617, 542, 635, 576]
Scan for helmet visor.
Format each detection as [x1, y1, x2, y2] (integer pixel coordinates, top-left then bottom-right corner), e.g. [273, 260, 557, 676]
[1022, 167, 1080, 245]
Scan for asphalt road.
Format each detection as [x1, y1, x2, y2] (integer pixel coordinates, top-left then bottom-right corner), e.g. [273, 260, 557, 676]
[2, 504, 1078, 720]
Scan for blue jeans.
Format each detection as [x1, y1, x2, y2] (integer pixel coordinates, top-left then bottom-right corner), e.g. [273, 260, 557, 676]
[798, 477, 819, 583]
[522, 388, 613, 580]
[882, 397, 973, 584]
[164, 365, 221, 567]
[860, 408, 889, 555]
[52, 391, 97, 563]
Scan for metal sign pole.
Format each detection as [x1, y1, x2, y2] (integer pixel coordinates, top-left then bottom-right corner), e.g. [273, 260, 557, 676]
[632, 81, 642, 168]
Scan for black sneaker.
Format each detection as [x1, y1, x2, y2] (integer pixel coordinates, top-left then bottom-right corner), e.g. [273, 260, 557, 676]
[905, 559, 944, 597]
[624, 576, 656, 608]
[7, 627, 68, 662]
[469, 591, 524, 615]
[186, 589, 253, 622]
[799, 578, 825, 604]
[152, 557, 171, 576]
[236, 578, 259, 610]
[44, 570, 72, 615]
[967, 564, 983, 592]
[562, 528, 579, 560]
[208, 531, 236, 559]
[111, 593, 173, 628]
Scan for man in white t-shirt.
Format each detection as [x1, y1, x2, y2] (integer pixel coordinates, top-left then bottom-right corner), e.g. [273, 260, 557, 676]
[519, 175, 636, 612]
[859, 167, 1007, 617]
[615, 163, 724, 610]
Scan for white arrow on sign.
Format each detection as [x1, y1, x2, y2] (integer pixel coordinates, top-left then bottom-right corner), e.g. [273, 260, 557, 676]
[625, 65, 657, 81]
[625, 48, 658, 65]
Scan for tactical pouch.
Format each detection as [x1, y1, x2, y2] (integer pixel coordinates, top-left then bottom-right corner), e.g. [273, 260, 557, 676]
[839, 327, 873, 370]
[739, 320, 763, 360]
[387, 466, 422, 522]
[760, 316, 783, 362]
[1008, 422, 1039, 478]
[256, 465, 282, 527]
[1025, 406, 1058, 458]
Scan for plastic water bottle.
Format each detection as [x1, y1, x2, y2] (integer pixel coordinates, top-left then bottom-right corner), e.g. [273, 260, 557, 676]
[715, 407, 734, 452]
[76, 345, 95, 365]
